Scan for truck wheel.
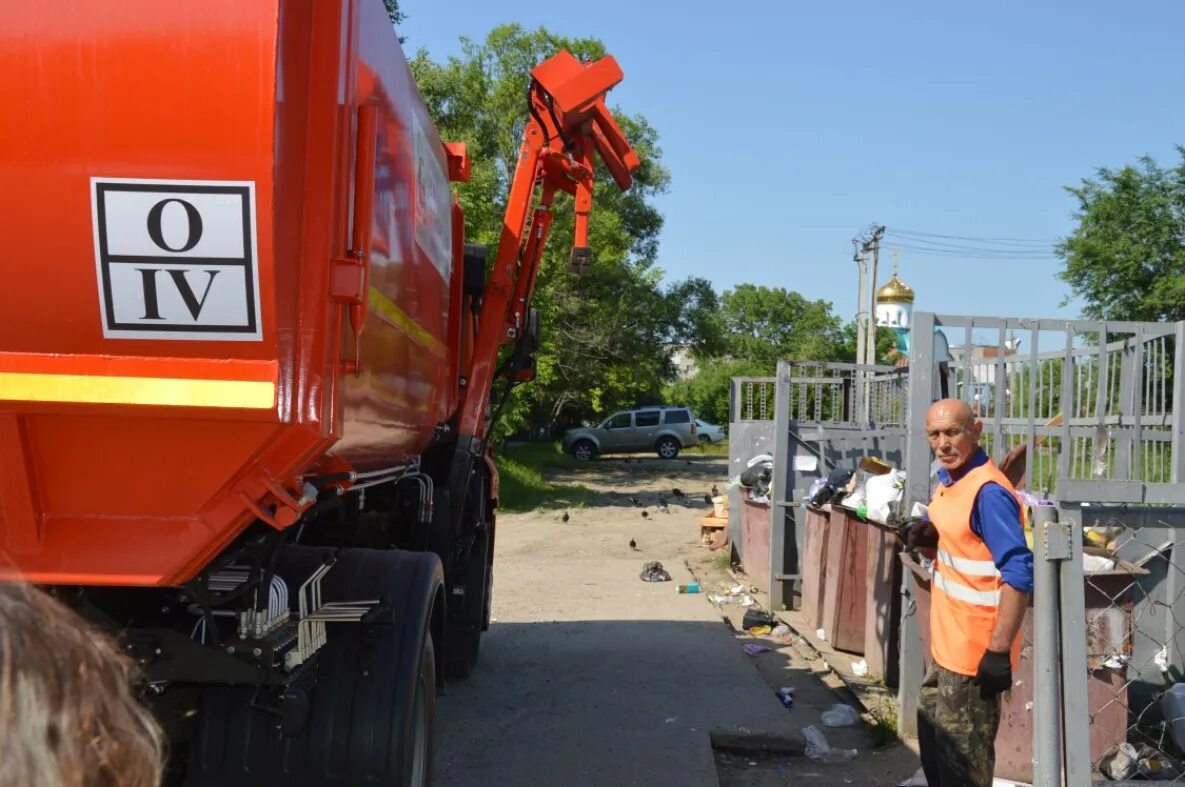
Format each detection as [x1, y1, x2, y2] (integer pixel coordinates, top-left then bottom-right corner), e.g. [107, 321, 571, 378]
[570, 440, 596, 461]
[187, 547, 443, 787]
[656, 437, 680, 459]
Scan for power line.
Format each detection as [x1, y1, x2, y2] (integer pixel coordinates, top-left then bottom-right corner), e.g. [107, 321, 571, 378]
[888, 227, 1056, 246]
[885, 239, 1055, 256]
[884, 243, 1057, 261]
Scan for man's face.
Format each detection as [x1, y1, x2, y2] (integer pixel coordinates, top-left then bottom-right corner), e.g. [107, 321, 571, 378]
[926, 407, 982, 471]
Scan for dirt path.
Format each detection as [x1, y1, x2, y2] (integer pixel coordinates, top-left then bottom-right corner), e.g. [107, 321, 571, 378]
[434, 453, 920, 786]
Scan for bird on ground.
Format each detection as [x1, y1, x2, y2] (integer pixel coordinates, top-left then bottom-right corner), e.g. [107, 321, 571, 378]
[672, 488, 684, 498]
[711, 484, 719, 497]
[628, 496, 641, 507]
[641, 511, 649, 518]
[703, 493, 712, 506]
[561, 511, 570, 523]
[629, 539, 638, 550]
[658, 494, 668, 507]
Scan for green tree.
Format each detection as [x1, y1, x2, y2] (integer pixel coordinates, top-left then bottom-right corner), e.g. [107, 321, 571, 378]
[411, 25, 702, 435]
[1056, 149, 1185, 321]
[718, 284, 848, 363]
[666, 357, 772, 427]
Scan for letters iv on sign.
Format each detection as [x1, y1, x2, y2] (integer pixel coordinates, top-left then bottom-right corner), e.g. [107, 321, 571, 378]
[90, 179, 262, 341]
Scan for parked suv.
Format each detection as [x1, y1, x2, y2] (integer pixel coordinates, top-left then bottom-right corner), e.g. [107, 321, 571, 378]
[563, 406, 698, 460]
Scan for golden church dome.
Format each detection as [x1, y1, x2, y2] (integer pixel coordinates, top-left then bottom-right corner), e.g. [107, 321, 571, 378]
[876, 273, 914, 304]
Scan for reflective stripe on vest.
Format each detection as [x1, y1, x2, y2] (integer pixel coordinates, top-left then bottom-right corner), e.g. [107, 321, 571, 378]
[933, 568, 1001, 606]
[926, 458, 1023, 677]
[936, 548, 1001, 579]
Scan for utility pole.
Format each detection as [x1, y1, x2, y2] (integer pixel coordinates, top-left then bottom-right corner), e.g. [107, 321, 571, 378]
[853, 239, 868, 422]
[853, 239, 868, 366]
[863, 225, 885, 367]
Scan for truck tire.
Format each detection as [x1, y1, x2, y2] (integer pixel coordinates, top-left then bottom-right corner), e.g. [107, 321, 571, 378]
[656, 436, 680, 459]
[570, 440, 596, 461]
[187, 547, 443, 787]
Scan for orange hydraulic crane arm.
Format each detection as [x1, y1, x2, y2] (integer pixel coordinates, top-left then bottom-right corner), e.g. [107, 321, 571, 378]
[457, 51, 640, 439]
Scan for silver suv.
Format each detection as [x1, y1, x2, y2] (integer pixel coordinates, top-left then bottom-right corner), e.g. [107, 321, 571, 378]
[563, 406, 698, 460]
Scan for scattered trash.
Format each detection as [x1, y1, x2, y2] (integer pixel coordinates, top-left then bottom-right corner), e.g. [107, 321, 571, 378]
[747, 625, 772, 636]
[801, 724, 857, 763]
[897, 768, 927, 787]
[639, 561, 671, 582]
[1101, 743, 1140, 781]
[1101, 654, 1129, 669]
[851, 659, 869, 677]
[1156, 645, 1171, 673]
[739, 595, 756, 607]
[743, 609, 775, 629]
[707, 594, 731, 605]
[775, 687, 794, 708]
[676, 582, 700, 594]
[1083, 553, 1116, 572]
[770, 624, 790, 639]
[816, 628, 828, 642]
[743, 643, 770, 656]
[821, 703, 860, 727]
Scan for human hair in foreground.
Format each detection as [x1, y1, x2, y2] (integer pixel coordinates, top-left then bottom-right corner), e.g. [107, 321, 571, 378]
[0, 581, 164, 787]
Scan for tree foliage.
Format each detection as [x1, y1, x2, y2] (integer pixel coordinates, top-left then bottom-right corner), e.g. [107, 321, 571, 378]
[1056, 148, 1185, 322]
[410, 25, 711, 435]
[718, 284, 848, 364]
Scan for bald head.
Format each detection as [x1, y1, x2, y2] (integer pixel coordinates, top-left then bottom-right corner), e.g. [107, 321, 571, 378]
[926, 398, 983, 471]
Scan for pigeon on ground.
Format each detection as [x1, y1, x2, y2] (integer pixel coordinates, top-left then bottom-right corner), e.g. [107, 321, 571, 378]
[629, 539, 638, 550]
[711, 484, 720, 497]
[703, 493, 712, 505]
[629, 496, 641, 507]
[658, 494, 668, 507]
[561, 511, 570, 523]
[672, 488, 684, 498]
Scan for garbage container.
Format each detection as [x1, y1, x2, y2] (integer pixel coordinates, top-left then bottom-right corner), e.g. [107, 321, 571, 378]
[740, 499, 771, 595]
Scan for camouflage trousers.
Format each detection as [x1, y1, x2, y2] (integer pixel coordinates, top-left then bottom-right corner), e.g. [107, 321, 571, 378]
[917, 664, 1001, 787]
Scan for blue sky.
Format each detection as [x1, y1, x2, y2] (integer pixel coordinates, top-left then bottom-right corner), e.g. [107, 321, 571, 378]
[399, 0, 1185, 325]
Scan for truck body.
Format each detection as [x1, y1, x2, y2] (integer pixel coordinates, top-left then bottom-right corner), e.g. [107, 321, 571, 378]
[0, 2, 638, 784]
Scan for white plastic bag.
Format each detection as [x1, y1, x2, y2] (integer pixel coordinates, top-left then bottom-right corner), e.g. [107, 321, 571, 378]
[864, 470, 905, 524]
[821, 703, 860, 727]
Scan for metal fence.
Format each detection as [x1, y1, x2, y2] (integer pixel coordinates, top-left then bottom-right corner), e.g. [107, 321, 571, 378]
[732, 376, 777, 422]
[904, 313, 1185, 510]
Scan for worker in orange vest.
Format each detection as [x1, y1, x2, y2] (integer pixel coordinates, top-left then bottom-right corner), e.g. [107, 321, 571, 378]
[899, 398, 1033, 786]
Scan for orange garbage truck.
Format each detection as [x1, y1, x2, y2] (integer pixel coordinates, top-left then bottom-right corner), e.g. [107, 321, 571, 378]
[0, 2, 638, 784]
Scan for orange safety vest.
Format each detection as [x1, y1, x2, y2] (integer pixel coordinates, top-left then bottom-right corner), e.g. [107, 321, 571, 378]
[927, 459, 1023, 677]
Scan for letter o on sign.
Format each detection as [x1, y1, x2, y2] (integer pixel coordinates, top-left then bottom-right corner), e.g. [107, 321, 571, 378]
[146, 198, 203, 253]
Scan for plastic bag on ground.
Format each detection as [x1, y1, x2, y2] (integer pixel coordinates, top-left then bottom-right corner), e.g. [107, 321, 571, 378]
[801, 724, 857, 763]
[851, 659, 869, 677]
[821, 703, 860, 727]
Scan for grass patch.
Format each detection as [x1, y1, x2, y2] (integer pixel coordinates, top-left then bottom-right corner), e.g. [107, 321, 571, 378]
[865, 697, 900, 749]
[690, 440, 729, 456]
[494, 442, 595, 512]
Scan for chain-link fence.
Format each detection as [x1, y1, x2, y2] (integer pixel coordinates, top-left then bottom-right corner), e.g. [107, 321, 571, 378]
[1072, 515, 1185, 782]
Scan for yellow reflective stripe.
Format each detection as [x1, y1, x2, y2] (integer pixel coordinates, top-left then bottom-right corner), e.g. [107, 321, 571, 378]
[368, 287, 447, 357]
[934, 569, 1001, 607]
[0, 372, 275, 409]
[937, 548, 1000, 578]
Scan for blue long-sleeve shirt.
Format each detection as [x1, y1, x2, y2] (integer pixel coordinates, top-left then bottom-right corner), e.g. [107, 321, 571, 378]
[930, 449, 1034, 594]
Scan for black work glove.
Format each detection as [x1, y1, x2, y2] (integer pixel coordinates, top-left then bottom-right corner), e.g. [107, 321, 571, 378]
[896, 516, 938, 550]
[974, 649, 1012, 699]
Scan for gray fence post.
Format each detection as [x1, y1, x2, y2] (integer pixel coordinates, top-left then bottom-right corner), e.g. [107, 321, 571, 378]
[770, 361, 795, 609]
[1058, 515, 1091, 787]
[904, 312, 936, 513]
[896, 564, 924, 738]
[1032, 504, 1064, 787]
